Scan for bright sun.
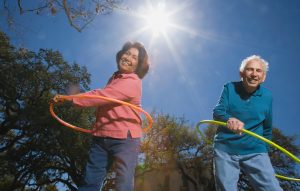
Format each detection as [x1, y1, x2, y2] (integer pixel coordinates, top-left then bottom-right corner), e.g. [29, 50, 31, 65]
[132, 1, 195, 48]
[134, 2, 176, 39]
[144, 3, 171, 36]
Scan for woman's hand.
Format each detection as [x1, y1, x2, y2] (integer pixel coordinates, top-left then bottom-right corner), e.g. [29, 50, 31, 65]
[227, 118, 244, 135]
[52, 94, 72, 103]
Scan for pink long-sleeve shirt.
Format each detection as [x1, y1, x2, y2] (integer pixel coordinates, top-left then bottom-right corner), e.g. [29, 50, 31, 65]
[72, 72, 143, 138]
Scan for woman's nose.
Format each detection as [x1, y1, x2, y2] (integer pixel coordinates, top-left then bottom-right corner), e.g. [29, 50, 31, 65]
[127, 56, 134, 61]
[123, 55, 129, 60]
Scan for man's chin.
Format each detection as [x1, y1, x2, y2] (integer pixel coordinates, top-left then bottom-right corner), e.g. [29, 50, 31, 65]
[248, 84, 259, 88]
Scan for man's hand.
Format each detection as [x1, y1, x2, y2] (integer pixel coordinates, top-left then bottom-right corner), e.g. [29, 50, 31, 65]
[227, 118, 244, 135]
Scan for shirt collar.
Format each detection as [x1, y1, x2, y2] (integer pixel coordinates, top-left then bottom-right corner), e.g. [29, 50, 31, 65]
[113, 71, 138, 79]
[239, 81, 263, 96]
[113, 71, 123, 79]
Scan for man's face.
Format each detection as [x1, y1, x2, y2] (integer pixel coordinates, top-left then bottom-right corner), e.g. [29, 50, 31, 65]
[240, 60, 266, 93]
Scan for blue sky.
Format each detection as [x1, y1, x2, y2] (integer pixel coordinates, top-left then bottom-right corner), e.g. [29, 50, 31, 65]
[1, 0, 300, 145]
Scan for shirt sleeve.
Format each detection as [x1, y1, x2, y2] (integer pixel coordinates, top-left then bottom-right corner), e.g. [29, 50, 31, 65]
[72, 75, 141, 107]
[263, 97, 273, 140]
[213, 84, 232, 122]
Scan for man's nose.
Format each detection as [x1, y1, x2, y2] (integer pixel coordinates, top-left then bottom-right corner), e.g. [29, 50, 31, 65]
[252, 70, 258, 76]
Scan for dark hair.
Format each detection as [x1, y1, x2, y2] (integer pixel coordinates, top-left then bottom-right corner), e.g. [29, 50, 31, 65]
[116, 41, 150, 79]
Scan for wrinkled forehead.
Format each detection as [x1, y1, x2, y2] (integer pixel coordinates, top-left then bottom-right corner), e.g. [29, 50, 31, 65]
[245, 59, 265, 71]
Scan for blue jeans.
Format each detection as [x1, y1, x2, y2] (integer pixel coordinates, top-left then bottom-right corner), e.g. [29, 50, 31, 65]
[78, 135, 140, 191]
[213, 148, 282, 191]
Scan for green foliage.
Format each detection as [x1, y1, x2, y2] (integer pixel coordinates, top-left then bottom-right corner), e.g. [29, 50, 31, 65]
[270, 128, 300, 191]
[1, 30, 300, 190]
[136, 113, 300, 191]
[136, 113, 215, 191]
[237, 128, 300, 190]
[0, 31, 93, 191]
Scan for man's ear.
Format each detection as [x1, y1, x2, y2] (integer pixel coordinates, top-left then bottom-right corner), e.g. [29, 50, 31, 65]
[239, 71, 243, 80]
[262, 73, 266, 82]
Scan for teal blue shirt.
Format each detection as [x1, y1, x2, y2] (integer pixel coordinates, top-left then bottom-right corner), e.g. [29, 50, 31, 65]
[213, 81, 273, 155]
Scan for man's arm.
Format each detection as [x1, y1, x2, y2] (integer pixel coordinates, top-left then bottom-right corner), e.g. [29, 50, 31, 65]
[213, 84, 244, 134]
[263, 97, 273, 140]
[213, 84, 231, 122]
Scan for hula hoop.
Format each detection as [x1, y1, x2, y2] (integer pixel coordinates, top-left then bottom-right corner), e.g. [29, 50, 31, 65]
[50, 95, 153, 134]
[196, 120, 300, 182]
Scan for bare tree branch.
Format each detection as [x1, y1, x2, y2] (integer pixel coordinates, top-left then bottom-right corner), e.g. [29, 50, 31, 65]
[2, 0, 127, 32]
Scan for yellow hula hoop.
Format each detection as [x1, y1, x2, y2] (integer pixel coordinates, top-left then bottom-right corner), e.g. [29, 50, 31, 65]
[196, 120, 300, 182]
[50, 95, 153, 134]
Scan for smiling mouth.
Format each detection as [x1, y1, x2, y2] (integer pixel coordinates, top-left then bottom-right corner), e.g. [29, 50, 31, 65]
[248, 79, 259, 84]
[121, 59, 131, 66]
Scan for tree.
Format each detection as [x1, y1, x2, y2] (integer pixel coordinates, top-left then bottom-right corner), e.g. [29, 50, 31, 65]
[136, 113, 215, 191]
[1, 30, 300, 190]
[237, 128, 300, 191]
[0, 30, 93, 190]
[2, 0, 127, 32]
[136, 113, 300, 191]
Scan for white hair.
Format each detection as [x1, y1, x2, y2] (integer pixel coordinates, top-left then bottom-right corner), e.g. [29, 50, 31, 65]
[239, 55, 269, 73]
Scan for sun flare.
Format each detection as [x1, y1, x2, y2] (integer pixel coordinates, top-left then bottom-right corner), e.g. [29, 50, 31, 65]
[131, 1, 196, 48]
[144, 3, 171, 36]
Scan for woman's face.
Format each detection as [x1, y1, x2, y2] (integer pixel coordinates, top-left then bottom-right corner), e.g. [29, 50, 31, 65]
[118, 47, 139, 74]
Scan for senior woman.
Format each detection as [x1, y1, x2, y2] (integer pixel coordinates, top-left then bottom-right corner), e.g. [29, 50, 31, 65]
[55, 41, 150, 191]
